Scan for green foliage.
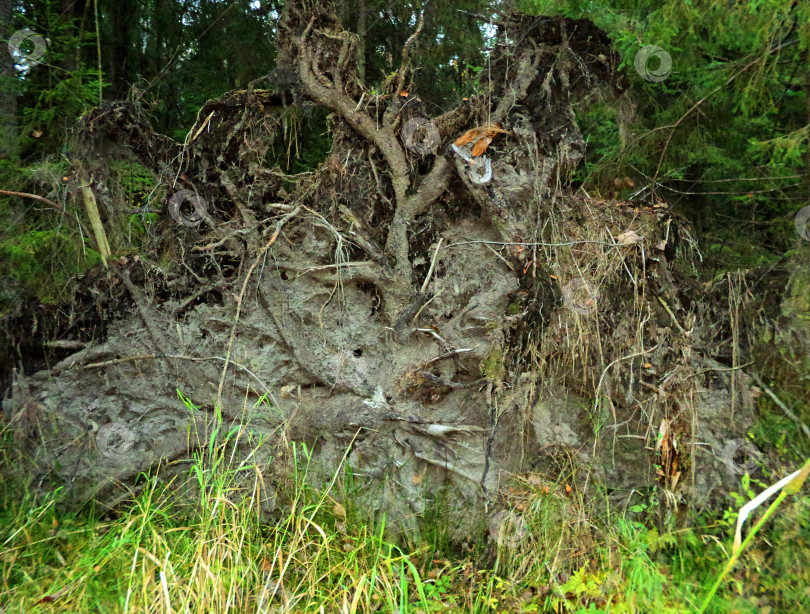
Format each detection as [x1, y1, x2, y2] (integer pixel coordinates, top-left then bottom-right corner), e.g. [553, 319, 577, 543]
[542, 516, 681, 613]
[0, 227, 100, 309]
[12, 0, 105, 155]
[697, 460, 810, 613]
[109, 159, 162, 246]
[521, 0, 810, 272]
[109, 160, 154, 199]
[264, 106, 333, 174]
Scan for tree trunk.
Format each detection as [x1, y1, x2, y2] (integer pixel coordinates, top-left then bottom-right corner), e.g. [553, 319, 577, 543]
[0, 0, 18, 160]
[106, 0, 138, 98]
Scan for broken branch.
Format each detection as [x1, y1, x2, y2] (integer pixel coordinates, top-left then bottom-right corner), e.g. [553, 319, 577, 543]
[0, 189, 64, 211]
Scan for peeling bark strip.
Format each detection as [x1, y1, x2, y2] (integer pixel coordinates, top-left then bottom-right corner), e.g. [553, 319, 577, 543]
[1, 2, 774, 539]
[81, 182, 111, 268]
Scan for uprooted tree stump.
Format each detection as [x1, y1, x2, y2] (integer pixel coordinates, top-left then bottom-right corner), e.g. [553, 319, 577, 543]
[1, 2, 778, 538]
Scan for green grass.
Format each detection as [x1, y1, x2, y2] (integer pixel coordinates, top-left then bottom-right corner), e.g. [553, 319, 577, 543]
[1, 397, 808, 613]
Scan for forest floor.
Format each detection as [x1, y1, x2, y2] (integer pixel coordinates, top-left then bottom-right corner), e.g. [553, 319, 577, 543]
[1, 401, 808, 614]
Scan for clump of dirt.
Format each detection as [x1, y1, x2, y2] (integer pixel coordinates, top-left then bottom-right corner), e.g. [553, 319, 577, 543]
[1, 1, 787, 539]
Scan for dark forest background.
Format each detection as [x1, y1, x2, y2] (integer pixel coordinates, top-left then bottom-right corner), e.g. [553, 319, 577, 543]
[0, 0, 808, 311]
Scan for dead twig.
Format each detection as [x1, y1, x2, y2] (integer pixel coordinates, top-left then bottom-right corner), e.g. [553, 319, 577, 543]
[483, 243, 515, 271]
[121, 270, 172, 357]
[420, 237, 443, 293]
[83, 354, 156, 368]
[192, 227, 252, 252]
[656, 295, 688, 335]
[389, 2, 428, 105]
[424, 348, 474, 366]
[413, 370, 476, 389]
[172, 280, 228, 317]
[749, 373, 810, 440]
[44, 340, 88, 350]
[81, 182, 111, 268]
[0, 189, 64, 211]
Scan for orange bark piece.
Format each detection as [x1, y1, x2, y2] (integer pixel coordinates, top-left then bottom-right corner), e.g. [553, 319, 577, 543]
[454, 127, 485, 147]
[471, 136, 493, 157]
[454, 123, 509, 156]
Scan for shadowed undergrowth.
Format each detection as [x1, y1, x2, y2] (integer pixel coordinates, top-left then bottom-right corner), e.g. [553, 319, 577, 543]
[1, 408, 807, 614]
